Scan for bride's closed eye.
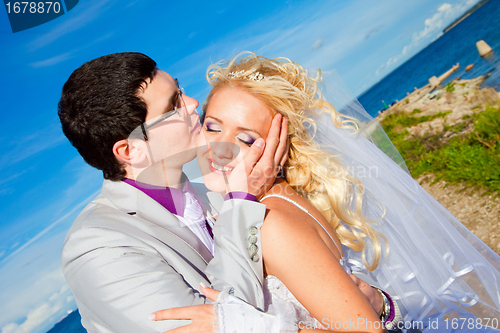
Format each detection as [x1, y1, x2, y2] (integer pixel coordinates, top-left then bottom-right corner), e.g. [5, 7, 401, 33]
[236, 133, 256, 147]
[205, 122, 221, 133]
[204, 122, 256, 147]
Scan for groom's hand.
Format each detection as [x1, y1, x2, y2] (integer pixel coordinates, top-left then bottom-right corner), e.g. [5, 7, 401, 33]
[227, 114, 288, 199]
[149, 284, 220, 333]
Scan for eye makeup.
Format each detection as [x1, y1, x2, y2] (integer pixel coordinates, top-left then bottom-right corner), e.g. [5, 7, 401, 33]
[236, 133, 256, 146]
[204, 122, 221, 132]
[204, 121, 257, 147]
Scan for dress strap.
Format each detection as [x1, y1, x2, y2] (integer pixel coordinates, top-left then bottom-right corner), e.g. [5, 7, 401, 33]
[260, 194, 343, 257]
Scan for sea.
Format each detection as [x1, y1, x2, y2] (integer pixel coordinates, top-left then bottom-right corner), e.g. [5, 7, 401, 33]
[44, 1, 500, 332]
[358, 0, 500, 117]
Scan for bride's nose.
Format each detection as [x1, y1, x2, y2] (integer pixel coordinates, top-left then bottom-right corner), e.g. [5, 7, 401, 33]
[210, 141, 240, 162]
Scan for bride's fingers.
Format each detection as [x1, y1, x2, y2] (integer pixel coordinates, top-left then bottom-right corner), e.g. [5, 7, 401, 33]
[275, 117, 289, 168]
[199, 283, 220, 302]
[260, 114, 282, 166]
[241, 137, 265, 174]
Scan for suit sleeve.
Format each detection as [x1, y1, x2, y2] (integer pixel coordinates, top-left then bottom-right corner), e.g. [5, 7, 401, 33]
[62, 199, 284, 333]
[62, 226, 208, 333]
[205, 199, 300, 333]
[205, 199, 266, 309]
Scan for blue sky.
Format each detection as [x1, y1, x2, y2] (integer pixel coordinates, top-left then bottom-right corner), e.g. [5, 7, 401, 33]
[0, 0, 480, 332]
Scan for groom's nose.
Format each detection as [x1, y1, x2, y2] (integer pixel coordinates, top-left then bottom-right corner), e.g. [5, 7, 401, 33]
[180, 94, 200, 127]
[182, 94, 199, 113]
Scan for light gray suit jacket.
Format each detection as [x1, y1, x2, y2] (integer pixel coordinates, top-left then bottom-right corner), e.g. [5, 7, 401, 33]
[61, 179, 267, 332]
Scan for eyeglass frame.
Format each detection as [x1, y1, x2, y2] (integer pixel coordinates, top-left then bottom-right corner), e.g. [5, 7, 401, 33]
[140, 78, 185, 141]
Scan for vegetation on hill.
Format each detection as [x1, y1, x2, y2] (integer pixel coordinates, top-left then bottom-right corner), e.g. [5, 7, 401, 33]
[377, 76, 500, 195]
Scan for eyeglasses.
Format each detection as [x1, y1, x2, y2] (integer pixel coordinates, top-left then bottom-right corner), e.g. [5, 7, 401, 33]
[141, 79, 185, 140]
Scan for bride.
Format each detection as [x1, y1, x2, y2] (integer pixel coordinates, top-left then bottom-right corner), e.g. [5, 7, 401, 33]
[156, 53, 500, 332]
[197, 54, 397, 333]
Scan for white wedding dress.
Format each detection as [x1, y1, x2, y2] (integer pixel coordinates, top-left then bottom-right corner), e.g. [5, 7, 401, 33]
[264, 275, 325, 329]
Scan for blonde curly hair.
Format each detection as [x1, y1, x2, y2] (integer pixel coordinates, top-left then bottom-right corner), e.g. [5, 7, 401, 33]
[203, 52, 387, 271]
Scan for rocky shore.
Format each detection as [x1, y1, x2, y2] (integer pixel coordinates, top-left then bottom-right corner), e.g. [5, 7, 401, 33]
[375, 71, 500, 255]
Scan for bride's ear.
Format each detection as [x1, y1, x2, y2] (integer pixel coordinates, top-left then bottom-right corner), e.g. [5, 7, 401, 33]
[113, 139, 148, 166]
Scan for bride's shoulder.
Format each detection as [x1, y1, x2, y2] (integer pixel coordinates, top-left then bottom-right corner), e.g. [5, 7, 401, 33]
[260, 180, 316, 231]
[261, 180, 300, 211]
[260, 179, 343, 258]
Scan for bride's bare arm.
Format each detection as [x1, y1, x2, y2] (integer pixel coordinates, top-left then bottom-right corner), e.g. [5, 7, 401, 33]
[261, 199, 386, 333]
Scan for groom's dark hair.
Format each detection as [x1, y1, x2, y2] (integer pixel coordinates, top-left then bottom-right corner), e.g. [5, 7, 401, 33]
[58, 52, 157, 180]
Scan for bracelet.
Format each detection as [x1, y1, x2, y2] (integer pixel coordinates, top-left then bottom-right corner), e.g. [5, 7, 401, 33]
[374, 287, 403, 330]
[224, 192, 257, 201]
[375, 288, 392, 322]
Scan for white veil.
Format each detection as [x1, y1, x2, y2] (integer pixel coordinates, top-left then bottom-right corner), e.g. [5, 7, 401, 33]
[309, 70, 500, 331]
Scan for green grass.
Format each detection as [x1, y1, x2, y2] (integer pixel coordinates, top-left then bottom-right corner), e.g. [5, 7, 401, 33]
[381, 110, 451, 132]
[380, 105, 500, 194]
[445, 82, 455, 93]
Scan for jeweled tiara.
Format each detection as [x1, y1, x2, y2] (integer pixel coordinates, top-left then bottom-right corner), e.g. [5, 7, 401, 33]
[228, 70, 265, 81]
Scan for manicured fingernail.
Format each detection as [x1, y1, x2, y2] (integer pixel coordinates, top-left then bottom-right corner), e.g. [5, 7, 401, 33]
[149, 313, 156, 320]
[254, 138, 265, 148]
[200, 282, 208, 289]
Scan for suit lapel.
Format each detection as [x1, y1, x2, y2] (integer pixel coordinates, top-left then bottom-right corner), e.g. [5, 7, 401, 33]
[101, 180, 213, 264]
[135, 190, 213, 263]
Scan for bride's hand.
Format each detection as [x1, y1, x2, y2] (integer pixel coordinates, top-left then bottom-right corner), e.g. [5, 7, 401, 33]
[149, 284, 220, 333]
[226, 114, 288, 199]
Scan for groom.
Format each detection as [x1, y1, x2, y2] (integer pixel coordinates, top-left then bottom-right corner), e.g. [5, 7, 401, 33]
[59, 52, 387, 332]
[59, 52, 297, 332]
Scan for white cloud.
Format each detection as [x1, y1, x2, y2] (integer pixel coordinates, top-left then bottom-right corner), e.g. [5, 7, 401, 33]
[29, 31, 115, 68]
[0, 124, 65, 171]
[2, 323, 17, 333]
[30, 52, 73, 68]
[27, 0, 117, 51]
[1, 189, 98, 264]
[374, 0, 474, 77]
[0, 188, 14, 196]
[0, 169, 33, 197]
[0, 157, 101, 257]
[1, 284, 73, 333]
[412, 3, 453, 45]
[311, 39, 324, 50]
[0, 231, 76, 333]
[165, 0, 401, 100]
[0, 158, 100, 331]
[0, 170, 30, 187]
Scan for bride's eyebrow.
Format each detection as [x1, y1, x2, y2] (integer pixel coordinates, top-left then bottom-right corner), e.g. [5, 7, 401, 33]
[206, 115, 260, 135]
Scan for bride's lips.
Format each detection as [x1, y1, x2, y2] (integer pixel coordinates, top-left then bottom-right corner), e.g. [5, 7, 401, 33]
[208, 159, 235, 174]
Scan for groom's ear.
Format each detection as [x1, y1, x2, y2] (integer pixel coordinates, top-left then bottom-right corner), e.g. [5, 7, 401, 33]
[113, 139, 148, 167]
